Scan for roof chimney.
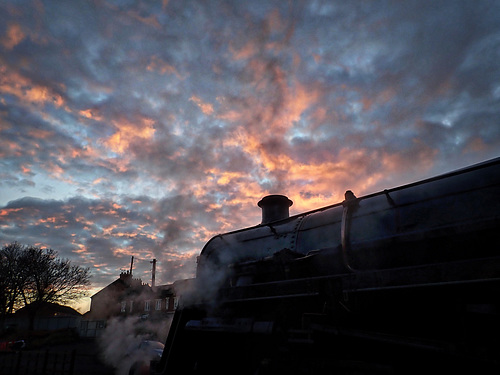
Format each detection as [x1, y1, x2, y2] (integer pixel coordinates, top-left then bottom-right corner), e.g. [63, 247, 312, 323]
[151, 258, 156, 289]
[258, 195, 293, 224]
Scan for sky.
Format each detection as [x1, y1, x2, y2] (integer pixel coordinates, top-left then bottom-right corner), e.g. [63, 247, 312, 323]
[1, 0, 500, 312]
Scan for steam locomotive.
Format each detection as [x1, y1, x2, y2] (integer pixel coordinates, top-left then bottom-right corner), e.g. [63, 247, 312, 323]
[152, 158, 500, 374]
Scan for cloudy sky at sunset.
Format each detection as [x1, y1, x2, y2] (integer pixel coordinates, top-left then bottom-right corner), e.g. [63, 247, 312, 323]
[1, 0, 500, 311]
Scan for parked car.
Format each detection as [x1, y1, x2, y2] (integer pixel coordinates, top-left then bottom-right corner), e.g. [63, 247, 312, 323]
[0, 340, 25, 352]
[126, 340, 164, 375]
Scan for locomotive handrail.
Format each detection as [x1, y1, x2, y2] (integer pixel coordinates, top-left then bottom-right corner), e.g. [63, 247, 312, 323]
[341, 190, 359, 272]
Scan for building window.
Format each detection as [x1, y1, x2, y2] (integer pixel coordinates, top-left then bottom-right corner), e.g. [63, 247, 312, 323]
[173, 297, 179, 310]
[145, 300, 151, 311]
[129, 300, 134, 313]
[165, 298, 170, 310]
[155, 299, 162, 311]
[120, 301, 126, 313]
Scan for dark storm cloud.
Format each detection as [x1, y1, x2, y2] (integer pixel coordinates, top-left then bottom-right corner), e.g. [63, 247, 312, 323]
[1, 0, 500, 295]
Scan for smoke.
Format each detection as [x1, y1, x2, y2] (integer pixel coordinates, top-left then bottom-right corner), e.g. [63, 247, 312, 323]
[98, 315, 172, 375]
[177, 234, 248, 311]
[95, 233, 252, 374]
[176, 265, 229, 311]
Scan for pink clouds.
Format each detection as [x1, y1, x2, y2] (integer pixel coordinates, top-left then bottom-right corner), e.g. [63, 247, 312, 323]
[0, 68, 66, 109]
[105, 117, 156, 154]
[190, 96, 214, 115]
[1, 23, 25, 50]
[1, 0, 500, 293]
[147, 55, 182, 79]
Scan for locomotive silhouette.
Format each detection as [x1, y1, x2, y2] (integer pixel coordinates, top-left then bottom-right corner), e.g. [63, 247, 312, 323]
[152, 158, 500, 374]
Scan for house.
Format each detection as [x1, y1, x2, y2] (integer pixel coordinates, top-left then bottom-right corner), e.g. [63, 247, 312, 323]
[80, 271, 179, 337]
[5, 301, 82, 331]
[117, 282, 179, 319]
[86, 271, 148, 320]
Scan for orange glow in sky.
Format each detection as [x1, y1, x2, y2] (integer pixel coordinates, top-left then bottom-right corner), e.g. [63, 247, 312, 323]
[1, 1, 499, 304]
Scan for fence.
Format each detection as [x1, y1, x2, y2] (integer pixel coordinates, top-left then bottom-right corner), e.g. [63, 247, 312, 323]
[0, 350, 76, 375]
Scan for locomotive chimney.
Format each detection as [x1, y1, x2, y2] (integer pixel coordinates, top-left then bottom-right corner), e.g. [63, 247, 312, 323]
[258, 195, 293, 224]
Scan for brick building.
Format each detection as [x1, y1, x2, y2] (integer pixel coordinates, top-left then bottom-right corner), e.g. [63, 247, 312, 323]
[80, 271, 178, 337]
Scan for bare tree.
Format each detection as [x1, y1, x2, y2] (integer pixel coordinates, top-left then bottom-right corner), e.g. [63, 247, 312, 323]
[0, 242, 28, 315]
[0, 242, 91, 321]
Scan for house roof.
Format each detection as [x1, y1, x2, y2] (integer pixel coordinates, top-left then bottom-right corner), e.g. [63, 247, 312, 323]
[90, 277, 128, 299]
[15, 301, 82, 317]
[91, 271, 146, 299]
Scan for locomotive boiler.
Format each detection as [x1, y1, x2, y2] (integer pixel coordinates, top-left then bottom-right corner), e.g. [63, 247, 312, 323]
[152, 158, 500, 374]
